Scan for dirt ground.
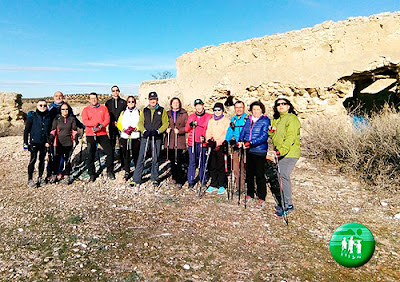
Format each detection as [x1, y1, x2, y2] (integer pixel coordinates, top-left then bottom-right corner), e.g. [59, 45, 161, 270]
[0, 136, 398, 281]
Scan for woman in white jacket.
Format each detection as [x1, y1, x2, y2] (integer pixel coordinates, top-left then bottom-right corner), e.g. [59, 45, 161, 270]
[117, 96, 141, 180]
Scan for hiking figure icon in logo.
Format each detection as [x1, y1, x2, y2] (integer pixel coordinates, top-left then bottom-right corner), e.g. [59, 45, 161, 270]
[341, 237, 347, 257]
[348, 236, 356, 259]
[330, 222, 375, 267]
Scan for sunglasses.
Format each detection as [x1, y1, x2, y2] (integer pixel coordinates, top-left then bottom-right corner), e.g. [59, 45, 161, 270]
[276, 102, 288, 106]
[38, 104, 47, 107]
[61, 108, 69, 111]
[112, 89, 120, 92]
[127, 101, 135, 103]
[213, 108, 222, 112]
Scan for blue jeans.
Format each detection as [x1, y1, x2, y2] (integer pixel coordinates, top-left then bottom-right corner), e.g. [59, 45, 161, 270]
[187, 142, 207, 185]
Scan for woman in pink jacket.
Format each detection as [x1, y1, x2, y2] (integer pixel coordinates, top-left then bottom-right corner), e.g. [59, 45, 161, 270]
[205, 102, 230, 195]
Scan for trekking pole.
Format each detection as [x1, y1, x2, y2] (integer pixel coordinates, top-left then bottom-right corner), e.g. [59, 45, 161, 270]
[275, 153, 289, 225]
[151, 135, 156, 166]
[237, 147, 242, 206]
[166, 131, 170, 161]
[174, 131, 178, 165]
[192, 126, 195, 154]
[143, 136, 149, 162]
[224, 148, 228, 200]
[199, 147, 212, 198]
[78, 134, 84, 164]
[230, 146, 234, 200]
[244, 147, 248, 209]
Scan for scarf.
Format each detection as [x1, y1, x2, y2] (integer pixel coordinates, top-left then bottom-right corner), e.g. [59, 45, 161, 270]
[90, 103, 100, 108]
[172, 108, 181, 124]
[214, 113, 224, 121]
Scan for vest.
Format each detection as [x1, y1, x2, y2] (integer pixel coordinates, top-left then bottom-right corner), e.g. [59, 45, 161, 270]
[144, 106, 164, 138]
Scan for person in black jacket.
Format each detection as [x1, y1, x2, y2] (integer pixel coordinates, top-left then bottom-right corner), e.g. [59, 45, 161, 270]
[24, 100, 51, 188]
[49, 103, 78, 184]
[105, 85, 127, 165]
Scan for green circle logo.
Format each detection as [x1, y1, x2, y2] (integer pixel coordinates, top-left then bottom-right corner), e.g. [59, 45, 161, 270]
[330, 222, 375, 267]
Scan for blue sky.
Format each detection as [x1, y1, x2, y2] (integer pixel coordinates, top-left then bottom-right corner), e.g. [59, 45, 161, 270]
[0, 0, 398, 98]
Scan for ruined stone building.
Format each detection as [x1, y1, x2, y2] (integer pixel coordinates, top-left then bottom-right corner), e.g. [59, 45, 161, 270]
[138, 12, 400, 117]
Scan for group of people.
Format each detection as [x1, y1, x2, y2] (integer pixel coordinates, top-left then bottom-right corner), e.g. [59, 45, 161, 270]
[24, 86, 301, 217]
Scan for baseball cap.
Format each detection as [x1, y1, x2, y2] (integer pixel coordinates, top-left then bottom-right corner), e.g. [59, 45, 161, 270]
[194, 98, 204, 106]
[148, 92, 158, 100]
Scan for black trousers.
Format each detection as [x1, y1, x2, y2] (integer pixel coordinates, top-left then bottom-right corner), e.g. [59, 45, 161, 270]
[87, 135, 114, 175]
[52, 145, 73, 176]
[265, 160, 282, 206]
[169, 148, 185, 184]
[119, 138, 140, 173]
[28, 143, 47, 180]
[209, 149, 227, 188]
[246, 153, 266, 201]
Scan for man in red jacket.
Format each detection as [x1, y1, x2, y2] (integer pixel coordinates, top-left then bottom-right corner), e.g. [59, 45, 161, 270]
[82, 92, 115, 182]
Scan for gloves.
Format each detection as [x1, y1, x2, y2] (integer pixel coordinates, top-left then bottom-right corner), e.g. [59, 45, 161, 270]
[23, 143, 29, 150]
[230, 122, 236, 130]
[200, 136, 206, 143]
[93, 126, 100, 133]
[222, 140, 228, 154]
[276, 150, 281, 157]
[149, 130, 158, 136]
[124, 126, 136, 135]
[97, 123, 104, 129]
[207, 139, 217, 149]
[189, 121, 197, 128]
[244, 141, 251, 149]
[229, 139, 236, 147]
[142, 130, 150, 138]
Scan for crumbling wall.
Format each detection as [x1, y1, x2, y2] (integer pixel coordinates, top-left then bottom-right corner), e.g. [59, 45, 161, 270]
[0, 92, 24, 136]
[139, 12, 400, 116]
[138, 79, 180, 108]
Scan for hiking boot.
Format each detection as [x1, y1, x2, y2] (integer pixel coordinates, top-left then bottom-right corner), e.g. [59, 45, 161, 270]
[89, 175, 96, 182]
[175, 183, 183, 190]
[107, 172, 116, 180]
[256, 199, 265, 209]
[152, 180, 159, 188]
[129, 181, 139, 188]
[217, 187, 226, 195]
[61, 175, 72, 185]
[205, 186, 217, 193]
[49, 175, 57, 184]
[27, 179, 36, 188]
[188, 183, 195, 190]
[123, 172, 130, 181]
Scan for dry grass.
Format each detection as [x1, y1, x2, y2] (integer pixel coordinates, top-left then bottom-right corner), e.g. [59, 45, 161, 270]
[302, 106, 400, 192]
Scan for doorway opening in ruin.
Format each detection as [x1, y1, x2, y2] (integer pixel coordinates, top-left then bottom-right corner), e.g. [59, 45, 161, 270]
[343, 65, 400, 115]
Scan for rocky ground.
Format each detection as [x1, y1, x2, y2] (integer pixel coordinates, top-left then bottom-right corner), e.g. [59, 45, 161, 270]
[0, 136, 399, 281]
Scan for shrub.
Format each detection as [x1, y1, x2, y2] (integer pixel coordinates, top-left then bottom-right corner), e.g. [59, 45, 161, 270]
[302, 106, 400, 192]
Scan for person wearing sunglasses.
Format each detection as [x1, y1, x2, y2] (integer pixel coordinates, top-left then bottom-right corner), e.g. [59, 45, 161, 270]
[23, 100, 51, 188]
[269, 97, 301, 217]
[48, 103, 78, 184]
[116, 96, 141, 181]
[105, 85, 127, 166]
[204, 102, 230, 195]
[238, 100, 271, 209]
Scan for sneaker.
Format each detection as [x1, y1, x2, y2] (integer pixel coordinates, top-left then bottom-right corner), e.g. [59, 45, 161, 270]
[27, 179, 36, 188]
[49, 175, 57, 184]
[274, 208, 289, 218]
[175, 183, 183, 190]
[256, 199, 265, 209]
[37, 177, 45, 186]
[287, 204, 295, 212]
[217, 187, 226, 195]
[107, 172, 116, 180]
[243, 195, 254, 204]
[124, 172, 130, 181]
[205, 186, 217, 193]
[89, 175, 96, 182]
[129, 181, 139, 188]
[152, 180, 159, 188]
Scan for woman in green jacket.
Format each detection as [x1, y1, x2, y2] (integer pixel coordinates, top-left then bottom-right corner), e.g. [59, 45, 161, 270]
[269, 97, 301, 217]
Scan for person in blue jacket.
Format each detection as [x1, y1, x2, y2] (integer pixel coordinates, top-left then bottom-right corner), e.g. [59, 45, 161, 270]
[225, 100, 247, 193]
[238, 100, 270, 208]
